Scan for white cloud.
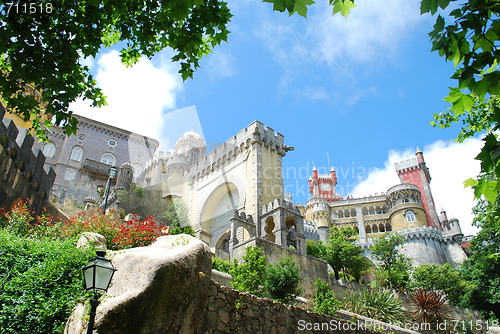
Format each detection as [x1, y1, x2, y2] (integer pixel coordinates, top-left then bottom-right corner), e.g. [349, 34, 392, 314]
[308, 0, 423, 65]
[70, 49, 182, 142]
[352, 138, 483, 236]
[256, 0, 424, 67]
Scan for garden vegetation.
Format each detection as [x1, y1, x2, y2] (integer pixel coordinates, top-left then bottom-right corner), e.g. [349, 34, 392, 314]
[0, 199, 172, 333]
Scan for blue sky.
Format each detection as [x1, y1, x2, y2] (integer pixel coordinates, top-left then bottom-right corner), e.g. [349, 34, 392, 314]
[71, 0, 482, 235]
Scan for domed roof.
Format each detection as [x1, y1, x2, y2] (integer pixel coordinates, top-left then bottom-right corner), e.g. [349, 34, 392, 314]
[180, 131, 203, 140]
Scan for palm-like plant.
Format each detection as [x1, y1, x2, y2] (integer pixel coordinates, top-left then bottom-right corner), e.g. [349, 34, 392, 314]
[343, 289, 407, 325]
[410, 289, 450, 325]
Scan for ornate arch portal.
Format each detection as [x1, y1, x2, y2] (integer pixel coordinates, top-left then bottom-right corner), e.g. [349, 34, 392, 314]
[200, 183, 240, 247]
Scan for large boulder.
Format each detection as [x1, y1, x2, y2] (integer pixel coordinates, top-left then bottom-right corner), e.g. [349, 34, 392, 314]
[65, 234, 212, 334]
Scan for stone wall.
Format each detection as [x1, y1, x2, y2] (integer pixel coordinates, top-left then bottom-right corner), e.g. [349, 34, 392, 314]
[201, 280, 418, 334]
[202, 280, 371, 334]
[0, 104, 56, 214]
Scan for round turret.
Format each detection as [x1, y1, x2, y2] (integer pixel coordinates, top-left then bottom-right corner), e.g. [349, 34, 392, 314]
[386, 184, 428, 230]
[116, 162, 134, 190]
[174, 131, 206, 161]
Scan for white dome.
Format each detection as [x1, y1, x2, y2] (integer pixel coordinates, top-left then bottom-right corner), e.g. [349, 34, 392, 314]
[174, 131, 206, 157]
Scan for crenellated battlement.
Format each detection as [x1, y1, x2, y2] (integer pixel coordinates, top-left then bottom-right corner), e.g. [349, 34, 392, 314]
[261, 198, 301, 216]
[0, 104, 55, 213]
[396, 225, 443, 240]
[189, 121, 287, 182]
[394, 157, 419, 172]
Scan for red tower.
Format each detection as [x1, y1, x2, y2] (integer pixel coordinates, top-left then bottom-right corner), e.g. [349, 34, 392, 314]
[394, 148, 440, 229]
[308, 166, 342, 201]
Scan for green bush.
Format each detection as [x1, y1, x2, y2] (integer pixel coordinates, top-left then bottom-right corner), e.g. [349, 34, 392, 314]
[265, 257, 301, 303]
[410, 263, 466, 305]
[0, 229, 94, 334]
[212, 256, 234, 273]
[313, 279, 341, 316]
[230, 246, 267, 297]
[342, 288, 407, 325]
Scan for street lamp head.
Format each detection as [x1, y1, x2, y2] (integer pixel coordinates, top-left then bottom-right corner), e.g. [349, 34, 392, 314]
[108, 166, 118, 178]
[82, 250, 117, 293]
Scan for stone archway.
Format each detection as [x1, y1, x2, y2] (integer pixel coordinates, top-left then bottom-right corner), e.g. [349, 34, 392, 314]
[286, 216, 298, 249]
[215, 232, 231, 259]
[264, 216, 275, 242]
[199, 183, 239, 246]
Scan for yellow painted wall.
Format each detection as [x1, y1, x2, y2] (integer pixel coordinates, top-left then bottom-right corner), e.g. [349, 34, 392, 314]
[390, 205, 427, 230]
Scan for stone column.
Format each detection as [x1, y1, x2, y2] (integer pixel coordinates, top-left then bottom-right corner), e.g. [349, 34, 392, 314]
[356, 205, 366, 242]
[229, 219, 237, 259]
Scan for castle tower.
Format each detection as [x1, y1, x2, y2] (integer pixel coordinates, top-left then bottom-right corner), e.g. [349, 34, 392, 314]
[308, 166, 342, 201]
[394, 148, 440, 229]
[174, 131, 206, 162]
[305, 198, 330, 243]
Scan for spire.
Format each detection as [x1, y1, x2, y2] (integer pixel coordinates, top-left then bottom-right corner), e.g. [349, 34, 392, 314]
[415, 146, 425, 164]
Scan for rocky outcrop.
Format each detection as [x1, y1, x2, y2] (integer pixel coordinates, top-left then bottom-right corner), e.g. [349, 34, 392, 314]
[76, 232, 107, 250]
[65, 234, 212, 334]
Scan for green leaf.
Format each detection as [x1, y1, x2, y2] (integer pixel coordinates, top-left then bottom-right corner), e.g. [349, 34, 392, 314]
[478, 179, 498, 204]
[444, 88, 474, 117]
[437, 0, 451, 10]
[332, 0, 356, 18]
[420, 0, 439, 15]
[294, 0, 315, 17]
[464, 178, 478, 188]
[263, 0, 288, 12]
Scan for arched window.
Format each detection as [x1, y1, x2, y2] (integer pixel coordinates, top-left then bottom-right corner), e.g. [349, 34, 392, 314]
[101, 153, 116, 166]
[65, 168, 76, 181]
[405, 210, 416, 223]
[42, 142, 56, 158]
[70, 146, 83, 162]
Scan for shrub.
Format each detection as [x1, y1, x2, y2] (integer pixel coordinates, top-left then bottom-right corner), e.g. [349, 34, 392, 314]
[0, 199, 34, 236]
[342, 288, 407, 325]
[111, 214, 168, 249]
[169, 225, 196, 237]
[410, 263, 465, 306]
[0, 229, 94, 334]
[230, 246, 267, 297]
[212, 256, 234, 274]
[265, 257, 301, 303]
[313, 279, 341, 316]
[410, 289, 450, 325]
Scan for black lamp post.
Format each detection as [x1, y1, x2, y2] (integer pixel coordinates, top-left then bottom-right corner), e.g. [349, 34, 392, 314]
[82, 250, 117, 334]
[103, 165, 117, 213]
